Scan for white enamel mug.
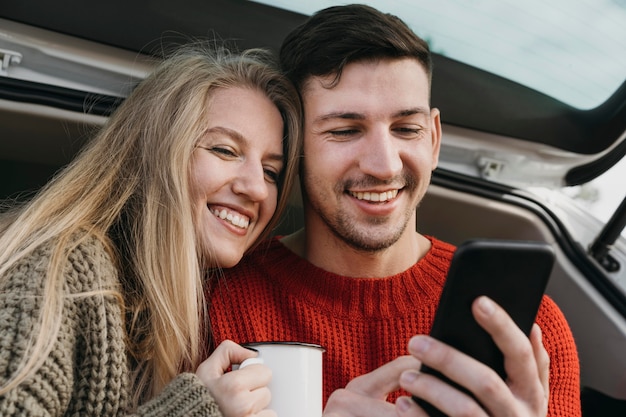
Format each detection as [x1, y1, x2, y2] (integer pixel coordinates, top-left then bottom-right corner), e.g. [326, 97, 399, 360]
[238, 341, 325, 417]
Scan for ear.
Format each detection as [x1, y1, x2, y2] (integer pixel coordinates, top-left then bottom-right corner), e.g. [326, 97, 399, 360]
[429, 107, 443, 169]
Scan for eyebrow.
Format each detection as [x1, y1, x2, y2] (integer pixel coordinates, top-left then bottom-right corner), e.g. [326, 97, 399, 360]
[313, 107, 431, 124]
[205, 126, 284, 162]
[394, 107, 431, 118]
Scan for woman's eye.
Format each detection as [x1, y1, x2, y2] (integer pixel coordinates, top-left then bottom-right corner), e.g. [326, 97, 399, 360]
[210, 146, 237, 157]
[264, 168, 280, 184]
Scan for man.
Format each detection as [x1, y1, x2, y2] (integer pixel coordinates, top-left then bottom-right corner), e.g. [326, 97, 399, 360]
[209, 4, 581, 416]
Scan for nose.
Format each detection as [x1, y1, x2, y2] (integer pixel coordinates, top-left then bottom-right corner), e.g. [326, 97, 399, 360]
[232, 159, 270, 202]
[357, 128, 403, 180]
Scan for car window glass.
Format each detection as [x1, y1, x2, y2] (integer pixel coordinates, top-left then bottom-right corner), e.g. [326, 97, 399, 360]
[255, 0, 626, 110]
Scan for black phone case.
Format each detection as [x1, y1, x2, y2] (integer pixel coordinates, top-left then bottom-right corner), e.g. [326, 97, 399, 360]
[413, 239, 555, 416]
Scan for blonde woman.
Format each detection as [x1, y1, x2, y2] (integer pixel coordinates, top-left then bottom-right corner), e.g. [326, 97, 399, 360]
[0, 44, 301, 416]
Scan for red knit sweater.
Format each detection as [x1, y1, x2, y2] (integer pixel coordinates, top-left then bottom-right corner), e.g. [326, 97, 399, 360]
[208, 236, 581, 416]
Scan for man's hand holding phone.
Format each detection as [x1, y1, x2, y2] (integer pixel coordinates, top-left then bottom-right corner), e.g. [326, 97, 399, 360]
[320, 240, 553, 417]
[396, 296, 550, 416]
[400, 239, 553, 416]
[320, 297, 550, 417]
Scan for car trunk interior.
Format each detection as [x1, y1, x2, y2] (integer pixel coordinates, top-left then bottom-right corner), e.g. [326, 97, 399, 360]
[2, 1, 626, 414]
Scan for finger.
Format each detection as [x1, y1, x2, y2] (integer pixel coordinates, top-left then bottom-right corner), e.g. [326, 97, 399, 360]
[223, 363, 273, 391]
[346, 355, 421, 399]
[324, 387, 397, 416]
[211, 376, 272, 416]
[471, 296, 547, 415]
[196, 340, 258, 378]
[241, 385, 272, 413]
[472, 296, 537, 382]
[530, 324, 550, 405]
[398, 368, 488, 417]
[196, 341, 273, 417]
[223, 389, 270, 417]
[406, 335, 506, 414]
[395, 396, 428, 417]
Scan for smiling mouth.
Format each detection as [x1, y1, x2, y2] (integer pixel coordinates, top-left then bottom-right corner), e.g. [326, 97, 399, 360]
[349, 189, 399, 202]
[210, 206, 250, 229]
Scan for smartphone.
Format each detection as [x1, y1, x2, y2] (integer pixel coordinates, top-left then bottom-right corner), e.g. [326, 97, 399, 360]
[413, 239, 555, 416]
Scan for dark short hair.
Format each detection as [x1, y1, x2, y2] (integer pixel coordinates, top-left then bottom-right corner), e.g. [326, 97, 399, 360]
[279, 4, 432, 92]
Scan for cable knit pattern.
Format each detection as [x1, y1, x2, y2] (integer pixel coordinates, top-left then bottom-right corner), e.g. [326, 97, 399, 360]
[0, 236, 223, 416]
[209, 235, 581, 417]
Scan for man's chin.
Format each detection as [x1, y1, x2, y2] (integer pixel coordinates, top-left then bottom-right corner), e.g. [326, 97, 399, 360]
[337, 229, 403, 253]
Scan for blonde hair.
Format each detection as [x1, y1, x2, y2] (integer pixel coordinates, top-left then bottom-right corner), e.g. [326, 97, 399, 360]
[0, 44, 302, 407]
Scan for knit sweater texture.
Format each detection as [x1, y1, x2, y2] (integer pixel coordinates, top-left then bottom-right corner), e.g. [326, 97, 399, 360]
[209, 235, 581, 417]
[0, 235, 223, 416]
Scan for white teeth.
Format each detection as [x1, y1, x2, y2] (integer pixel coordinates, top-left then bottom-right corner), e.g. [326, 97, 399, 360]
[211, 208, 250, 229]
[349, 189, 398, 202]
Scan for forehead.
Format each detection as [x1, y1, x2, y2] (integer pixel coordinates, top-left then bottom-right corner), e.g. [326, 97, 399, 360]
[203, 86, 284, 153]
[301, 58, 431, 115]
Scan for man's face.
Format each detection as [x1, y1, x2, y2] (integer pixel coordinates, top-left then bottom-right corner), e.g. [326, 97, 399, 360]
[300, 58, 441, 252]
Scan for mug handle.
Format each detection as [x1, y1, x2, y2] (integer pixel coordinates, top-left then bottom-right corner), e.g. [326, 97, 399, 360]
[232, 357, 264, 370]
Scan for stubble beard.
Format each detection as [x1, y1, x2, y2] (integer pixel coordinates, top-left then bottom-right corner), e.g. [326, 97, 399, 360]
[330, 208, 414, 252]
[304, 173, 419, 253]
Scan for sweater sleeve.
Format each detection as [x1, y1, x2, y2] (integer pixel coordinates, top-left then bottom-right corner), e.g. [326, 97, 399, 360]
[134, 373, 223, 417]
[0, 243, 76, 416]
[537, 295, 582, 417]
[1, 237, 224, 417]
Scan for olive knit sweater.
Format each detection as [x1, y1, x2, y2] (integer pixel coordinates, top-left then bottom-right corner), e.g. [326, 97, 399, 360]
[209, 236, 582, 417]
[0, 236, 223, 416]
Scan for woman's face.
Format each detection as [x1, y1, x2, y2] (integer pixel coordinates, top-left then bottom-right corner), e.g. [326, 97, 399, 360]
[190, 86, 284, 267]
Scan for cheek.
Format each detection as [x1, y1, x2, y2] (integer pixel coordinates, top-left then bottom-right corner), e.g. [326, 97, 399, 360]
[189, 157, 226, 201]
[406, 144, 437, 171]
[256, 186, 279, 232]
[303, 143, 343, 176]
[430, 144, 440, 169]
[264, 187, 279, 218]
[189, 158, 206, 199]
[188, 175, 203, 203]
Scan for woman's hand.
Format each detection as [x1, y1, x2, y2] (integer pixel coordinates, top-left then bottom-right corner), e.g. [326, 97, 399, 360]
[196, 340, 277, 417]
[397, 296, 549, 416]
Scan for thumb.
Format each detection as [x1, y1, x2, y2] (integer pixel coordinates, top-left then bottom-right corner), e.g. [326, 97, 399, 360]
[197, 340, 258, 378]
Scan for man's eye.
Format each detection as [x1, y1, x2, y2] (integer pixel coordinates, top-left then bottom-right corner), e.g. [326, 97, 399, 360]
[394, 127, 422, 137]
[331, 129, 357, 135]
[329, 129, 359, 137]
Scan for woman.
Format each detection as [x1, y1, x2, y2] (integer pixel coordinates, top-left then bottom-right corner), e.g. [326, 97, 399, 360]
[0, 43, 302, 416]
